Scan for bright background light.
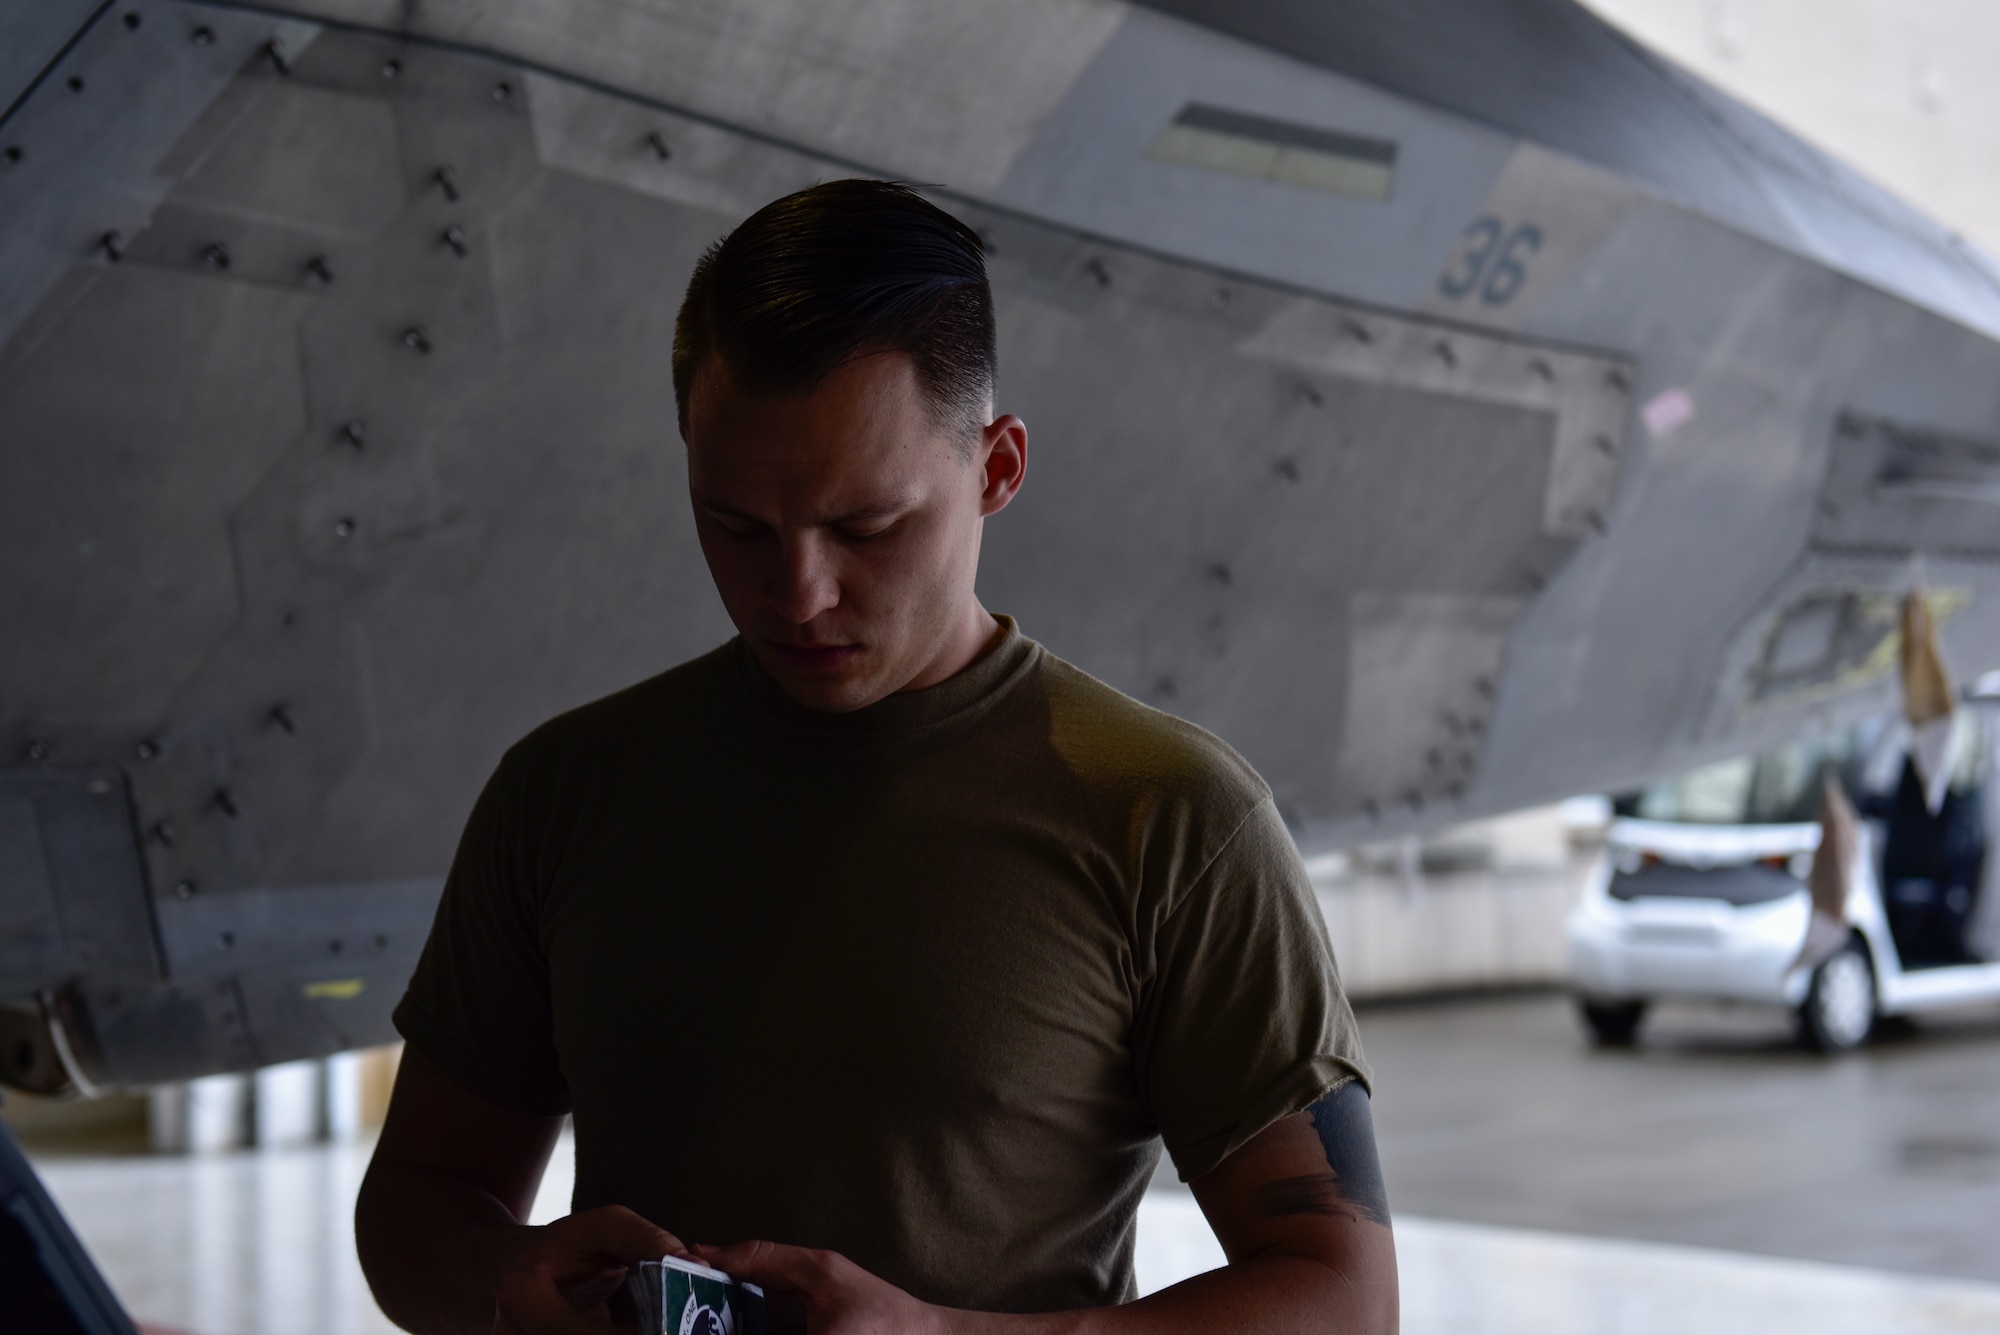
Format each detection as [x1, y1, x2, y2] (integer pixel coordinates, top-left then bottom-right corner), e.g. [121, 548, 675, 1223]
[1585, 0, 2000, 255]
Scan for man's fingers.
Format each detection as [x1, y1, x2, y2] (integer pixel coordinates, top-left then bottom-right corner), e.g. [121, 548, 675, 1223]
[564, 1204, 687, 1264]
[489, 1207, 690, 1334]
[691, 1239, 830, 1293]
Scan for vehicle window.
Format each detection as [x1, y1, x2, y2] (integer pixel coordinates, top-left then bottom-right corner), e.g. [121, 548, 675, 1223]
[1632, 757, 1753, 823]
[1622, 725, 1869, 825]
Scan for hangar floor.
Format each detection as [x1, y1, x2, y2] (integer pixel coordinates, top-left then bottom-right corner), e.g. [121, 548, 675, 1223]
[26, 990, 2000, 1335]
[1354, 990, 2000, 1284]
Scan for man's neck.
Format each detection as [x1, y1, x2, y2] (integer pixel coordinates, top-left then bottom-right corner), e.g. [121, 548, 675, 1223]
[899, 602, 1004, 693]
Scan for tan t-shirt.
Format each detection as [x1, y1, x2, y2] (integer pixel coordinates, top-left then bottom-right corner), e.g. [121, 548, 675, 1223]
[394, 618, 1367, 1313]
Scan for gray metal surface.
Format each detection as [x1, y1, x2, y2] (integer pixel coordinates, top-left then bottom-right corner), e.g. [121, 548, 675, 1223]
[1816, 412, 2000, 556]
[0, 770, 159, 997]
[0, 0, 111, 121]
[2, 0, 2000, 1088]
[976, 216, 1628, 819]
[1136, 0, 2000, 341]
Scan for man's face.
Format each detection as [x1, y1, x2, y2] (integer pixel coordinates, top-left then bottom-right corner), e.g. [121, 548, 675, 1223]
[683, 352, 1024, 712]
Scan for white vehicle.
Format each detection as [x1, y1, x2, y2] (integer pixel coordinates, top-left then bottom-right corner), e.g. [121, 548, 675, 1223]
[1567, 688, 2000, 1051]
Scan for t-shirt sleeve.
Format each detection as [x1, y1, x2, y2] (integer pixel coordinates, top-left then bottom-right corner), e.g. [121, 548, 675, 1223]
[393, 745, 572, 1116]
[1134, 795, 1369, 1183]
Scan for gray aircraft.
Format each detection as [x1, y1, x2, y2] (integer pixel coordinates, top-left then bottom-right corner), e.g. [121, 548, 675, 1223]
[4, 0, 1999, 1097]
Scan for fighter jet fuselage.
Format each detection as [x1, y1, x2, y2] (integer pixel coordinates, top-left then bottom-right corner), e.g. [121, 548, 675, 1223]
[4, 0, 1999, 1092]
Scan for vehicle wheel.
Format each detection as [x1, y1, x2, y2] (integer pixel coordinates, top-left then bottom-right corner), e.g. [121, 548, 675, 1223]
[1577, 997, 1647, 1046]
[1798, 940, 1875, 1052]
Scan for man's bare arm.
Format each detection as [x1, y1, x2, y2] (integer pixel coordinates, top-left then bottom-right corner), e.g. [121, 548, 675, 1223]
[699, 1081, 1397, 1335]
[355, 1046, 685, 1335]
[356, 1047, 563, 1333]
[1152, 1080, 1396, 1333]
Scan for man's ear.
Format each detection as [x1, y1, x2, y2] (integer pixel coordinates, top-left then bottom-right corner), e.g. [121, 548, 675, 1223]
[977, 413, 1027, 517]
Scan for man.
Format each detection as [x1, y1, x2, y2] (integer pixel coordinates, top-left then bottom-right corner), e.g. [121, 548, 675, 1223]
[356, 180, 1396, 1335]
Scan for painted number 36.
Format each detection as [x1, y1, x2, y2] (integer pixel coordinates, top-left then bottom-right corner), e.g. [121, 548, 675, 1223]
[1437, 215, 1542, 307]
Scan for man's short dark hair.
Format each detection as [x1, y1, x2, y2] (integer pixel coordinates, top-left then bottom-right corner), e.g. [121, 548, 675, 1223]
[672, 180, 997, 449]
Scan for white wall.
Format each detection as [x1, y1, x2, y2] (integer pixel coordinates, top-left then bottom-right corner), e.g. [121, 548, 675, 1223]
[1313, 804, 1600, 997]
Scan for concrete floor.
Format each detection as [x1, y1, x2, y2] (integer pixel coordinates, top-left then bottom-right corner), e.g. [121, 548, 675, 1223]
[1149, 1195, 2000, 1335]
[35, 1137, 2000, 1335]
[24, 990, 2000, 1333]
[1357, 990, 2000, 1283]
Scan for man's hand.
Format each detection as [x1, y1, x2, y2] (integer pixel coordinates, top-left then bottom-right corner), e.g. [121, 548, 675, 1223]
[691, 1241, 952, 1335]
[493, 1206, 689, 1335]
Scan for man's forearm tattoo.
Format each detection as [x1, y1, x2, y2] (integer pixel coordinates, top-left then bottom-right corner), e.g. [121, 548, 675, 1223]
[1255, 1081, 1392, 1226]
